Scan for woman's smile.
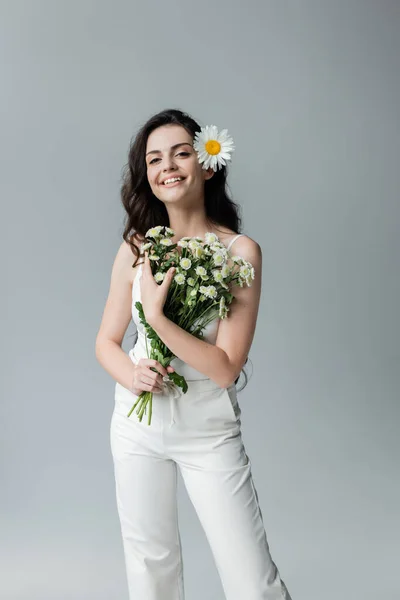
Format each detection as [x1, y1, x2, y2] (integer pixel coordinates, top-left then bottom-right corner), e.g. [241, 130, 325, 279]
[161, 177, 186, 188]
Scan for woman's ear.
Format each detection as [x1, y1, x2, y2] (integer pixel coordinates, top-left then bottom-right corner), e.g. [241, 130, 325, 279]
[203, 167, 215, 182]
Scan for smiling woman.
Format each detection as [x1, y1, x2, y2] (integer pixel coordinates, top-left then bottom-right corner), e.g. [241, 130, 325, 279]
[95, 108, 293, 600]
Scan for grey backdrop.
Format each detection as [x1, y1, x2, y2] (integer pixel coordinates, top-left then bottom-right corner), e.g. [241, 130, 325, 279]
[1, 1, 399, 599]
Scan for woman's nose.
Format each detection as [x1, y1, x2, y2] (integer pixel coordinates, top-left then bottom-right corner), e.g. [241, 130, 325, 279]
[162, 156, 177, 171]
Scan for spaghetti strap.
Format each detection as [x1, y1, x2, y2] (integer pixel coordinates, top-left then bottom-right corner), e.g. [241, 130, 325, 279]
[226, 233, 245, 252]
[132, 261, 144, 295]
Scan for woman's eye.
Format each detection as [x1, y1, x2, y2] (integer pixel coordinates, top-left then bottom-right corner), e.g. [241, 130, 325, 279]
[149, 152, 189, 165]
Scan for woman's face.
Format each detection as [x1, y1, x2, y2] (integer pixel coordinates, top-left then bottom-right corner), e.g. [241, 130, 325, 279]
[145, 124, 213, 202]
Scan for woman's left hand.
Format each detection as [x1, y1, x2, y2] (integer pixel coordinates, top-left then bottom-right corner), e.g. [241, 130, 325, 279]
[141, 251, 176, 326]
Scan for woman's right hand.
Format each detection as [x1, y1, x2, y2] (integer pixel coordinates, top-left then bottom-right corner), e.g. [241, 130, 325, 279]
[131, 358, 175, 395]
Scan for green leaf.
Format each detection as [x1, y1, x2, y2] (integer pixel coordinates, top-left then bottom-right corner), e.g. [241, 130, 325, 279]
[168, 371, 188, 394]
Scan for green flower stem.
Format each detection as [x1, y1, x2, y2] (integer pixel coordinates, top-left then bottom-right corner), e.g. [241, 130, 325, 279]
[127, 392, 144, 417]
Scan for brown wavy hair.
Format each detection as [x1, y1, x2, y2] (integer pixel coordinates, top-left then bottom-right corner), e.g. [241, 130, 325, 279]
[119, 108, 251, 390]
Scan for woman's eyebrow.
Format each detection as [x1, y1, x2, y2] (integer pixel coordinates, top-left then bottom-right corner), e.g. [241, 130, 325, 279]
[146, 142, 193, 156]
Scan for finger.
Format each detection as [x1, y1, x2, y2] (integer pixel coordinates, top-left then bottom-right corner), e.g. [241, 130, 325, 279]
[147, 370, 164, 387]
[144, 251, 152, 273]
[147, 360, 168, 377]
[162, 266, 175, 288]
[153, 360, 168, 377]
[139, 373, 163, 391]
[140, 359, 168, 377]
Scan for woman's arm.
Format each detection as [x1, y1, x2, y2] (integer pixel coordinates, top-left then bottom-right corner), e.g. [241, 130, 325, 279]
[147, 237, 262, 388]
[95, 240, 172, 392]
[95, 241, 139, 391]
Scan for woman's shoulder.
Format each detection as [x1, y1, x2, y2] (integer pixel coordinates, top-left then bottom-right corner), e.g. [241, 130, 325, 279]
[220, 229, 261, 261]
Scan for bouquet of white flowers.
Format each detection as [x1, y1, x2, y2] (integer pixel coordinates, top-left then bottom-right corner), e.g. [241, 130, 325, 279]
[127, 225, 255, 424]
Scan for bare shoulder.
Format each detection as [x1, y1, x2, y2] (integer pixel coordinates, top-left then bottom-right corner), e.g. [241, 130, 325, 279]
[226, 233, 262, 270]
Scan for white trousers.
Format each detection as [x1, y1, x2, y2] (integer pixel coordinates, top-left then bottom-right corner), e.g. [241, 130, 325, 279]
[110, 375, 292, 600]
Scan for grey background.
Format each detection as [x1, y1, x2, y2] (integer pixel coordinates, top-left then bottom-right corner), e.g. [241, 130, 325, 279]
[1, 1, 399, 599]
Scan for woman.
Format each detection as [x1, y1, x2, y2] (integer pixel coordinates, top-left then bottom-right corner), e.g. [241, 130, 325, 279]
[95, 109, 292, 600]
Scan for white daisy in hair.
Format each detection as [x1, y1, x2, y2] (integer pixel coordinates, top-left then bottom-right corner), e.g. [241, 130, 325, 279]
[193, 125, 235, 172]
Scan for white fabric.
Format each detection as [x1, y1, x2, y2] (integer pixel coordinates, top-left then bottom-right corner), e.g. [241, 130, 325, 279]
[110, 380, 292, 600]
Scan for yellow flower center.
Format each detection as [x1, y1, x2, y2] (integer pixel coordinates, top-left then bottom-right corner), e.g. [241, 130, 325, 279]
[205, 140, 221, 155]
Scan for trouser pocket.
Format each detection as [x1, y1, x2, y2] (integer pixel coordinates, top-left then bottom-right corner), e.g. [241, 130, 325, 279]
[220, 384, 241, 422]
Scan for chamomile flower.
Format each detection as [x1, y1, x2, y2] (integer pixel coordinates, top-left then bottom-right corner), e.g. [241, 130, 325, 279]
[160, 237, 173, 246]
[188, 240, 201, 252]
[140, 242, 153, 252]
[221, 263, 231, 278]
[148, 254, 160, 261]
[199, 285, 218, 299]
[178, 239, 189, 248]
[205, 232, 219, 245]
[239, 264, 251, 278]
[154, 272, 165, 283]
[212, 252, 225, 266]
[174, 272, 186, 285]
[212, 270, 224, 284]
[211, 243, 228, 257]
[194, 246, 205, 259]
[187, 277, 196, 286]
[193, 125, 235, 172]
[164, 227, 175, 236]
[219, 296, 229, 319]
[146, 226, 163, 238]
[180, 257, 192, 270]
[195, 266, 207, 277]
[231, 255, 243, 264]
